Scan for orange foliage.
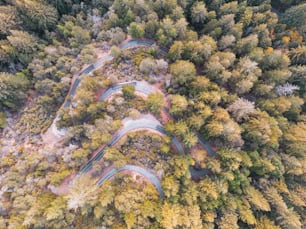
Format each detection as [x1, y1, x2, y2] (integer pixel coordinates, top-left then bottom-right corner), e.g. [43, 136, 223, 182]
[282, 36, 290, 44]
[264, 47, 274, 54]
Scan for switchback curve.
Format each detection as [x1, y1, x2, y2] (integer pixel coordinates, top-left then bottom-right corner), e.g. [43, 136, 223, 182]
[80, 117, 167, 173]
[96, 165, 164, 198]
[56, 38, 216, 196]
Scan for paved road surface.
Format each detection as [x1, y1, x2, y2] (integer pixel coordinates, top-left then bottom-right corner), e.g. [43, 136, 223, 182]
[97, 81, 216, 177]
[96, 165, 164, 198]
[99, 81, 215, 155]
[63, 39, 157, 109]
[78, 117, 168, 196]
[98, 81, 152, 101]
[56, 39, 216, 195]
[80, 118, 166, 174]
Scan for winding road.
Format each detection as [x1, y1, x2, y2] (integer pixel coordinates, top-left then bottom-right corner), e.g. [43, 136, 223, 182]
[44, 38, 165, 142]
[78, 116, 167, 197]
[80, 116, 166, 174]
[98, 81, 152, 101]
[55, 6, 284, 198]
[97, 165, 164, 198]
[98, 81, 215, 156]
[62, 39, 163, 109]
[46, 39, 168, 196]
[53, 38, 215, 197]
[96, 81, 215, 177]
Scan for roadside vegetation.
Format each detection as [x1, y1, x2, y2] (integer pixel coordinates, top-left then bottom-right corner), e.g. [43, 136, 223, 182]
[0, 0, 305, 228]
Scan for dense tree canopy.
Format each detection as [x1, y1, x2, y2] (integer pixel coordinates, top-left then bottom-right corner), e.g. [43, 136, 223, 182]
[0, 73, 29, 109]
[0, 0, 305, 228]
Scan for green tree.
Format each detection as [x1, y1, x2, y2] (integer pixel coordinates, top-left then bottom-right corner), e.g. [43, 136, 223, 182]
[187, 114, 205, 130]
[44, 196, 67, 222]
[235, 34, 258, 56]
[146, 93, 164, 115]
[7, 30, 38, 64]
[58, 22, 90, 48]
[168, 41, 184, 61]
[72, 148, 90, 167]
[289, 46, 306, 65]
[182, 131, 198, 148]
[283, 122, 306, 156]
[129, 22, 145, 38]
[153, 0, 177, 18]
[170, 60, 196, 84]
[70, 25, 91, 47]
[242, 110, 282, 149]
[0, 112, 6, 128]
[169, 94, 188, 115]
[0, 5, 18, 36]
[16, 0, 58, 32]
[261, 50, 290, 71]
[156, 17, 178, 46]
[105, 13, 120, 29]
[191, 2, 208, 24]
[172, 120, 189, 137]
[280, 3, 306, 39]
[122, 85, 135, 99]
[80, 44, 96, 64]
[0, 73, 29, 109]
[110, 45, 122, 60]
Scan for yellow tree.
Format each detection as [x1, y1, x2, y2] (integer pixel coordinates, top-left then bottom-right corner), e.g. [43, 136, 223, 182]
[263, 185, 302, 229]
[170, 60, 196, 84]
[162, 175, 180, 198]
[161, 202, 180, 229]
[0, 6, 18, 36]
[146, 93, 164, 115]
[217, 212, 239, 229]
[255, 216, 281, 229]
[283, 122, 306, 157]
[244, 186, 271, 211]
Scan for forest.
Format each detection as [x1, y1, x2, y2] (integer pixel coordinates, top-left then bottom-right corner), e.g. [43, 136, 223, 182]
[0, 0, 305, 228]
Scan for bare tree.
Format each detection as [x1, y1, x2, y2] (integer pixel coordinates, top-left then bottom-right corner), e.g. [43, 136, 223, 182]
[227, 98, 255, 122]
[275, 83, 299, 96]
